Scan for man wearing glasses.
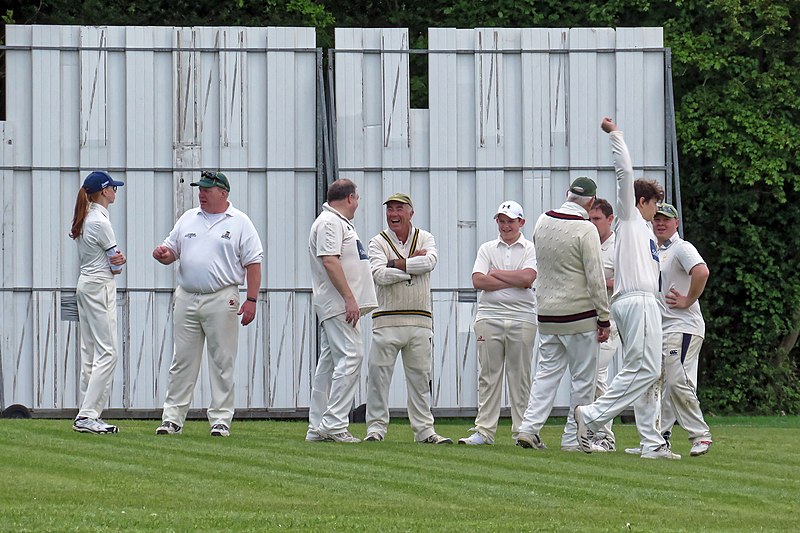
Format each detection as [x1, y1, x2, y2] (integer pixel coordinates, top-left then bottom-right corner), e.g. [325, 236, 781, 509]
[152, 171, 263, 438]
[306, 178, 377, 443]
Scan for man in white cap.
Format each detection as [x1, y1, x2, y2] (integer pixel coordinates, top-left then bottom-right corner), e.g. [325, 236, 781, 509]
[364, 193, 452, 444]
[516, 178, 610, 452]
[459, 201, 537, 445]
[651, 202, 713, 456]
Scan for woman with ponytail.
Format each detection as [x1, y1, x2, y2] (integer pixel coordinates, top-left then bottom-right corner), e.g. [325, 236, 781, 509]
[69, 170, 126, 434]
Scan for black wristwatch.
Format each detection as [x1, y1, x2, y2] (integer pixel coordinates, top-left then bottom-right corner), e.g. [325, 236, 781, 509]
[246, 297, 257, 303]
[388, 259, 396, 269]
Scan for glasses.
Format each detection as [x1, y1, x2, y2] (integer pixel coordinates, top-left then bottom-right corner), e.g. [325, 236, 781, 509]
[201, 170, 229, 191]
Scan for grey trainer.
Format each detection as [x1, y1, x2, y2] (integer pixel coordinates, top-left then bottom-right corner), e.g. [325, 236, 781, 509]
[420, 434, 453, 444]
[516, 432, 547, 449]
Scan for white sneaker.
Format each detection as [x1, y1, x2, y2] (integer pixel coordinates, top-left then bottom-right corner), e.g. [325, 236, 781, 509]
[573, 405, 592, 453]
[305, 429, 331, 442]
[516, 432, 547, 449]
[690, 440, 712, 456]
[625, 447, 642, 455]
[73, 417, 118, 434]
[210, 424, 230, 437]
[641, 444, 681, 460]
[155, 421, 182, 435]
[320, 430, 361, 443]
[458, 432, 493, 445]
[364, 432, 384, 442]
[594, 438, 616, 452]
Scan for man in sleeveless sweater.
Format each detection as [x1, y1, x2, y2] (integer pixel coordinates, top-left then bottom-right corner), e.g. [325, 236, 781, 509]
[364, 193, 452, 444]
[516, 178, 611, 452]
[575, 118, 680, 459]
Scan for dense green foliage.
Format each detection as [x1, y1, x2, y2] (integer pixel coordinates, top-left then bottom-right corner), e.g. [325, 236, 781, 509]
[3, 0, 799, 413]
[1, 418, 799, 531]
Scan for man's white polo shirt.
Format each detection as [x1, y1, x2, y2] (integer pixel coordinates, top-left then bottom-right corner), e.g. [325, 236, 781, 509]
[472, 234, 537, 323]
[163, 202, 263, 293]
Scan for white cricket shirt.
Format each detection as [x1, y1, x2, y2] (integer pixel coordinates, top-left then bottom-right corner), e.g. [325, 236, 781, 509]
[77, 203, 117, 279]
[309, 203, 378, 322]
[658, 235, 706, 337]
[472, 234, 537, 323]
[162, 202, 263, 293]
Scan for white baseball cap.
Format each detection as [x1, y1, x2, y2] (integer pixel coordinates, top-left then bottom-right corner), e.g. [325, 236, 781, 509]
[495, 200, 524, 220]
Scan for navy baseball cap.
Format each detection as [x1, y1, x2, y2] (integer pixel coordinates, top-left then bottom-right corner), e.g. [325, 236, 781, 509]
[83, 171, 124, 194]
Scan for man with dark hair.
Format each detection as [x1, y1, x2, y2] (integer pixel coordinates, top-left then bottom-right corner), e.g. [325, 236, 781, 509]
[575, 118, 679, 459]
[588, 197, 617, 452]
[306, 178, 378, 443]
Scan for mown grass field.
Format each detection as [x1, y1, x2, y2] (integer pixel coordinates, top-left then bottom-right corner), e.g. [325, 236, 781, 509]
[1, 416, 798, 532]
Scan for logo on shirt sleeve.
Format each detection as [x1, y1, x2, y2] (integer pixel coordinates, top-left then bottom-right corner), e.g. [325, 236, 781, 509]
[650, 239, 659, 263]
[356, 239, 369, 260]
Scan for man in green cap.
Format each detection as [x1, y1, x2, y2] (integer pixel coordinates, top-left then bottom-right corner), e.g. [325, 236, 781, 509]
[152, 170, 263, 438]
[516, 178, 610, 452]
[650, 202, 713, 456]
[364, 193, 452, 444]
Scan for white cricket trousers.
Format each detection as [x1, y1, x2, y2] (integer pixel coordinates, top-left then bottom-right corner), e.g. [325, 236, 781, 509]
[472, 318, 536, 441]
[661, 332, 712, 442]
[519, 330, 598, 448]
[366, 326, 436, 441]
[579, 292, 666, 453]
[162, 285, 239, 428]
[76, 275, 118, 419]
[595, 322, 618, 442]
[308, 314, 364, 434]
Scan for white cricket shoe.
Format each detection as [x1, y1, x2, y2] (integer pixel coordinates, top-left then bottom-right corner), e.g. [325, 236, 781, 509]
[573, 405, 593, 453]
[73, 417, 118, 434]
[458, 432, 493, 445]
[641, 444, 682, 460]
[210, 424, 230, 437]
[319, 430, 361, 443]
[690, 440, 712, 456]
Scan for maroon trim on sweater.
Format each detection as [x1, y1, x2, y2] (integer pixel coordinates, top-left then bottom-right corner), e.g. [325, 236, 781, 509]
[544, 210, 586, 221]
[538, 309, 598, 324]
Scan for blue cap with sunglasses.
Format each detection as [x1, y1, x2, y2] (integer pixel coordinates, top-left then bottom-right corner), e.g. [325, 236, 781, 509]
[83, 170, 124, 194]
[191, 171, 230, 192]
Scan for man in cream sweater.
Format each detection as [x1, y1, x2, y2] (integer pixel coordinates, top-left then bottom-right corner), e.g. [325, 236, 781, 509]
[516, 177, 611, 452]
[364, 193, 452, 444]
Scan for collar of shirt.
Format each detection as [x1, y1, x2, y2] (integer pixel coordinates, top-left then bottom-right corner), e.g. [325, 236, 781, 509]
[659, 234, 680, 251]
[89, 202, 110, 219]
[494, 233, 528, 249]
[198, 201, 234, 217]
[555, 201, 589, 219]
[322, 202, 353, 224]
[383, 224, 417, 245]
